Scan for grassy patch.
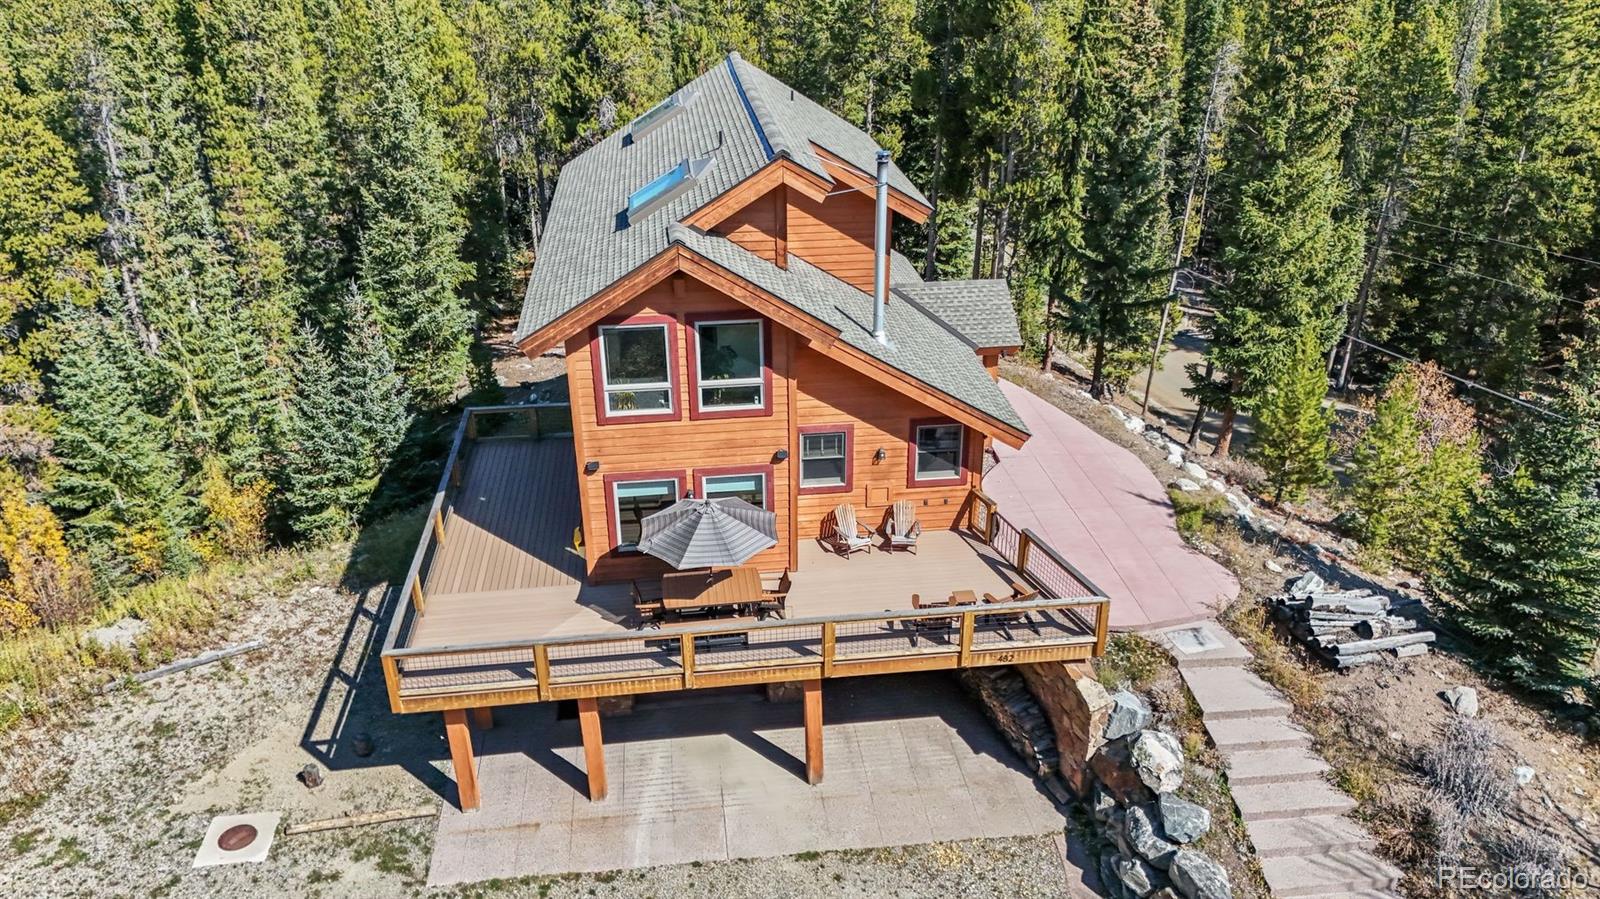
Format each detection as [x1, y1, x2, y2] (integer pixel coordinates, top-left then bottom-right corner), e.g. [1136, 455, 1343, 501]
[1094, 633, 1170, 692]
[1219, 597, 1322, 708]
[43, 835, 88, 868]
[1168, 487, 1233, 543]
[10, 826, 44, 854]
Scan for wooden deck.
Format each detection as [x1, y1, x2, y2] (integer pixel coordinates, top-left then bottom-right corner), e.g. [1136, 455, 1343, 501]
[383, 412, 1110, 713]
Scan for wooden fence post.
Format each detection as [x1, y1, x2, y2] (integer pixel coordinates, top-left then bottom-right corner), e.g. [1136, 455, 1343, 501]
[1016, 531, 1032, 573]
[410, 578, 425, 614]
[958, 612, 975, 667]
[680, 633, 696, 690]
[822, 622, 836, 678]
[534, 644, 552, 701]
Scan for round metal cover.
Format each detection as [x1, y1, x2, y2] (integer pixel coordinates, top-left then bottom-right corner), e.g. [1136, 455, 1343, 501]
[218, 824, 258, 851]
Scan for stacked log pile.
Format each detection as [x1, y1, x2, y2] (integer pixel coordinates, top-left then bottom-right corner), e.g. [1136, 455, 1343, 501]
[1270, 572, 1434, 668]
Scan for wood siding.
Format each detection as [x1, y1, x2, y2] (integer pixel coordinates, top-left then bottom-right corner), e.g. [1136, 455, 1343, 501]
[711, 184, 784, 265]
[785, 183, 883, 292]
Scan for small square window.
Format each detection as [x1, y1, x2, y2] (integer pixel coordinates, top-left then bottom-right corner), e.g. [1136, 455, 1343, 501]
[913, 423, 963, 482]
[801, 432, 848, 488]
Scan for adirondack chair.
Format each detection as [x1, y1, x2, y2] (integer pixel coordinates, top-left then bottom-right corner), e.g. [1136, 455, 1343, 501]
[981, 582, 1042, 636]
[826, 503, 873, 558]
[755, 569, 791, 620]
[886, 500, 922, 553]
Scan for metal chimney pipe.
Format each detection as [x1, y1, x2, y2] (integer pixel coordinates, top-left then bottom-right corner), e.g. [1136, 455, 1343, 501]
[871, 148, 890, 345]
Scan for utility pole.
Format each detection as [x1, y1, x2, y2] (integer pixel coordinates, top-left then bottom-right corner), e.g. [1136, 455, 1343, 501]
[1142, 41, 1237, 419]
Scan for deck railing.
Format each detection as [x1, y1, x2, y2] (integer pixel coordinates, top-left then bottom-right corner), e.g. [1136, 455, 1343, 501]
[379, 419, 1112, 711]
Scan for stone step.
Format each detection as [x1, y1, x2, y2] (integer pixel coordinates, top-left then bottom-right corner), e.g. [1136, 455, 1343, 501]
[1259, 850, 1403, 897]
[1153, 621, 1253, 669]
[1246, 815, 1376, 858]
[1204, 715, 1310, 752]
[1180, 667, 1293, 721]
[1232, 780, 1356, 821]
[1225, 745, 1331, 786]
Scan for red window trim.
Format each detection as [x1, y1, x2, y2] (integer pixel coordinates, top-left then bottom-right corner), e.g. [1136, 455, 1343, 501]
[797, 423, 854, 496]
[685, 311, 774, 420]
[590, 313, 683, 426]
[602, 469, 687, 552]
[906, 418, 968, 488]
[694, 464, 777, 510]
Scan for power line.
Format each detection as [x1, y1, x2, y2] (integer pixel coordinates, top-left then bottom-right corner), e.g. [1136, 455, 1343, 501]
[1342, 334, 1566, 420]
[1381, 248, 1593, 311]
[1349, 200, 1600, 270]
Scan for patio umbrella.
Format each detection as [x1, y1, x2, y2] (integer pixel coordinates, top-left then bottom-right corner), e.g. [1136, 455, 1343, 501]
[636, 497, 778, 569]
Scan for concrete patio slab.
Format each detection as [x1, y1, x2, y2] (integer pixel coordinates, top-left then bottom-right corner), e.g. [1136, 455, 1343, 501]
[985, 381, 1239, 630]
[426, 673, 1067, 886]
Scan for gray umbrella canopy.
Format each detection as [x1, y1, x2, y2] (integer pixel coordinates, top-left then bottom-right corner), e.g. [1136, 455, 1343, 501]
[635, 497, 778, 569]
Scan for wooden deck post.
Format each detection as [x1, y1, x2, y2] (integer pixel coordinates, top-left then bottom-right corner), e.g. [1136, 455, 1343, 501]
[577, 697, 607, 800]
[803, 679, 823, 785]
[443, 709, 480, 812]
[469, 706, 494, 730]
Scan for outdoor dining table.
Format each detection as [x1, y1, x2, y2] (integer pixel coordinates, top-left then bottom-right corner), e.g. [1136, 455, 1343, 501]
[660, 565, 764, 612]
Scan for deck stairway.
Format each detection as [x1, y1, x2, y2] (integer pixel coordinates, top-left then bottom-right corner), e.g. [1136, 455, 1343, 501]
[1154, 621, 1404, 899]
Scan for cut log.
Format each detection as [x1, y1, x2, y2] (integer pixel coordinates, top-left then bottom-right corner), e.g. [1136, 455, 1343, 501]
[1394, 642, 1431, 658]
[1332, 631, 1436, 656]
[1355, 618, 1419, 639]
[1310, 599, 1389, 616]
[1306, 611, 1371, 625]
[101, 639, 268, 693]
[283, 805, 438, 835]
[1334, 651, 1387, 669]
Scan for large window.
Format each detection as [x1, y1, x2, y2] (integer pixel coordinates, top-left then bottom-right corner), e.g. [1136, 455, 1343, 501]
[912, 422, 964, 483]
[694, 319, 764, 411]
[701, 471, 768, 509]
[598, 323, 674, 417]
[611, 478, 679, 550]
[800, 430, 849, 489]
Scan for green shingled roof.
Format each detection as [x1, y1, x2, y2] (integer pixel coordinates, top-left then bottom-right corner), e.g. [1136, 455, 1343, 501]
[516, 53, 1025, 436]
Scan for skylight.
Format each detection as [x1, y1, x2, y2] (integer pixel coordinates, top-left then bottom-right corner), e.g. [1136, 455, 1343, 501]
[628, 89, 696, 142]
[626, 156, 715, 224]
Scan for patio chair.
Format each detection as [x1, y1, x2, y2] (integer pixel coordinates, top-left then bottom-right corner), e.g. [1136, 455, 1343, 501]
[885, 500, 922, 553]
[906, 593, 954, 647]
[825, 503, 873, 558]
[981, 583, 1042, 637]
[755, 569, 791, 620]
[631, 578, 665, 629]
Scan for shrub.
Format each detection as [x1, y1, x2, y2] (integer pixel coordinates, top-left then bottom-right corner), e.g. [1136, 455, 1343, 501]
[1420, 717, 1512, 821]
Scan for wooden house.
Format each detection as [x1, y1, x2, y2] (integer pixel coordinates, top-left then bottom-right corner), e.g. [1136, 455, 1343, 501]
[380, 54, 1112, 811]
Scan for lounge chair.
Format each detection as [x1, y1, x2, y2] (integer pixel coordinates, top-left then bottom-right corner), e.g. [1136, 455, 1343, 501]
[980, 583, 1042, 637]
[886, 500, 922, 553]
[755, 569, 791, 620]
[826, 503, 873, 558]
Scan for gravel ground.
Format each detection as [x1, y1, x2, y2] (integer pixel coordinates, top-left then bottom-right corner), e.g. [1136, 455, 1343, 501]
[0, 521, 1087, 898]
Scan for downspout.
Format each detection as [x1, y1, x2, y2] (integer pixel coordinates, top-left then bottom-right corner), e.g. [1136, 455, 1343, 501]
[872, 149, 890, 345]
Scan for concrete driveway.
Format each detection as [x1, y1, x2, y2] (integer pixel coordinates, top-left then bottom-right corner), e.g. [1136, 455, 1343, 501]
[427, 673, 1070, 885]
[986, 380, 1239, 630]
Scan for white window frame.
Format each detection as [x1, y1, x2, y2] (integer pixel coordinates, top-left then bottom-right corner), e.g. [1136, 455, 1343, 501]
[611, 477, 680, 551]
[913, 423, 965, 482]
[694, 318, 765, 411]
[598, 323, 674, 417]
[702, 472, 767, 509]
[800, 430, 849, 488]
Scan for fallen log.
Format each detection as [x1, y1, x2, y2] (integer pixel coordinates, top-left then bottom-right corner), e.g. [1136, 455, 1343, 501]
[283, 805, 438, 836]
[1355, 618, 1419, 639]
[1394, 642, 1431, 658]
[1333, 651, 1387, 669]
[1332, 631, 1436, 656]
[102, 639, 268, 693]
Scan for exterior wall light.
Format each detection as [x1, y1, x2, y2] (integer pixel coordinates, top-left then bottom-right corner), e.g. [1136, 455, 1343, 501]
[584, 461, 600, 474]
[873, 447, 887, 462]
[773, 449, 789, 463]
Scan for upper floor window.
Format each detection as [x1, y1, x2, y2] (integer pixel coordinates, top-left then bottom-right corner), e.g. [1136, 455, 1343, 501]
[912, 422, 964, 483]
[599, 323, 674, 416]
[694, 319, 764, 410]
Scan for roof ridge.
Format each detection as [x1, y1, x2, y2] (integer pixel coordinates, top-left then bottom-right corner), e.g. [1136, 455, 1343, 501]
[725, 52, 795, 163]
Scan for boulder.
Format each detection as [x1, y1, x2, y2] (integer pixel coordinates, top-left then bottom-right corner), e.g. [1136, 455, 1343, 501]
[1515, 765, 1536, 786]
[1091, 739, 1154, 806]
[1182, 461, 1207, 481]
[1100, 852, 1131, 899]
[1115, 853, 1162, 897]
[1169, 849, 1231, 899]
[1130, 730, 1185, 793]
[1288, 571, 1326, 598]
[1166, 441, 1185, 459]
[1166, 452, 1185, 467]
[1156, 793, 1211, 844]
[1092, 783, 1118, 823]
[1124, 416, 1147, 433]
[1263, 559, 1284, 574]
[1106, 807, 1135, 859]
[1175, 478, 1202, 492]
[82, 617, 148, 653]
[1144, 429, 1169, 449]
[1150, 890, 1183, 899]
[1105, 691, 1154, 741]
[1124, 803, 1179, 869]
[1443, 686, 1479, 718]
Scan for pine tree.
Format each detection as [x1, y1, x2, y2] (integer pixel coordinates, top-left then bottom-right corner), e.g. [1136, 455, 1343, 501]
[333, 0, 474, 405]
[1187, 0, 1363, 457]
[1057, 0, 1175, 398]
[49, 317, 193, 583]
[1445, 343, 1600, 697]
[336, 287, 409, 494]
[281, 324, 367, 540]
[1253, 329, 1337, 503]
